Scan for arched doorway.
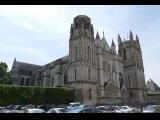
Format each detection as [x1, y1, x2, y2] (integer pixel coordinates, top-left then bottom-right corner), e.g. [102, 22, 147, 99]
[121, 87, 128, 104]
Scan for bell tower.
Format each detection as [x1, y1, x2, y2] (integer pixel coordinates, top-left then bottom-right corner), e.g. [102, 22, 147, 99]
[68, 15, 97, 105]
[118, 30, 147, 105]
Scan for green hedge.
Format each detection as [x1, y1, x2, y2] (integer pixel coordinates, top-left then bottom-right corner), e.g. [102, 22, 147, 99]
[0, 84, 75, 105]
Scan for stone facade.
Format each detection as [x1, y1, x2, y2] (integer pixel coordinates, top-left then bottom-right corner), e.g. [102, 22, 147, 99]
[11, 15, 152, 105]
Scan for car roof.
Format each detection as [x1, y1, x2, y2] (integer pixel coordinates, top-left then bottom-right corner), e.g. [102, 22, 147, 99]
[67, 107, 94, 113]
[96, 106, 106, 108]
[26, 108, 45, 111]
[49, 108, 64, 110]
[69, 102, 81, 104]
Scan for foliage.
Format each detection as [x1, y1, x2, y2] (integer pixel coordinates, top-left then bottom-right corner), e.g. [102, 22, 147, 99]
[0, 84, 75, 105]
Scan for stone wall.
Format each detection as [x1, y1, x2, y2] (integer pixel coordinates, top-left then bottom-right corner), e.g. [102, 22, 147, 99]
[147, 91, 160, 104]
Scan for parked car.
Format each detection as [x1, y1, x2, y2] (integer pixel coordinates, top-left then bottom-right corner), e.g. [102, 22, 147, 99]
[37, 105, 51, 111]
[67, 102, 81, 110]
[67, 102, 81, 108]
[78, 104, 88, 108]
[96, 106, 108, 113]
[67, 107, 106, 113]
[21, 104, 35, 110]
[47, 108, 67, 113]
[105, 106, 122, 113]
[24, 108, 46, 113]
[117, 106, 135, 113]
[0, 109, 12, 113]
[7, 110, 18, 113]
[143, 105, 160, 113]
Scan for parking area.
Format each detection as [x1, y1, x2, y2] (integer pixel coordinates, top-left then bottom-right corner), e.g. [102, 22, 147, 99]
[0, 103, 160, 113]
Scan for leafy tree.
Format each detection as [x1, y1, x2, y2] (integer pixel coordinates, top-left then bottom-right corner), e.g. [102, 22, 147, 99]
[0, 62, 11, 84]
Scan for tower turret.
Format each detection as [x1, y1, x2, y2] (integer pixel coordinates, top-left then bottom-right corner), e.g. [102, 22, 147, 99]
[95, 30, 101, 47]
[136, 34, 139, 41]
[96, 31, 100, 39]
[129, 30, 133, 40]
[118, 34, 122, 46]
[111, 39, 116, 53]
[101, 31, 110, 51]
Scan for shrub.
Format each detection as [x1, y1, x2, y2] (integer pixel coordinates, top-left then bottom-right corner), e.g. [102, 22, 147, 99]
[0, 84, 75, 105]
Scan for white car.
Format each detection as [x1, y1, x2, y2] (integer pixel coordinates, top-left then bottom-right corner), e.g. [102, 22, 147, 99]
[118, 106, 135, 113]
[47, 108, 67, 113]
[67, 102, 81, 110]
[24, 108, 46, 113]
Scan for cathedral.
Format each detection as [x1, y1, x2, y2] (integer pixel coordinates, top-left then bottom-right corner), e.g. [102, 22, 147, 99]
[11, 15, 148, 105]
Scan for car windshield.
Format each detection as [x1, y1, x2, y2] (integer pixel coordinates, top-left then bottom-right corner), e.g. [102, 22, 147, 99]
[59, 109, 67, 112]
[120, 107, 128, 109]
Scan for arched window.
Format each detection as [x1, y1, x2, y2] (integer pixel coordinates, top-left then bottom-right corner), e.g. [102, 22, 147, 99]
[119, 73, 123, 89]
[88, 68, 90, 80]
[26, 78, 29, 86]
[88, 88, 91, 100]
[123, 50, 126, 60]
[52, 77, 54, 86]
[20, 77, 24, 85]
[75, 69, 77, 80]
[75, 46, 77, 60]
[128, 75, 130, 88]
[87, 22, 89, 29]
[87, 46, 89, 61]
[64, 72, 68, 84]
[75, 23, 78, 29]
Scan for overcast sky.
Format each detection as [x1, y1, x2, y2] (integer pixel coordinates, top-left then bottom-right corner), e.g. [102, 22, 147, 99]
[0, 5, 160, 86]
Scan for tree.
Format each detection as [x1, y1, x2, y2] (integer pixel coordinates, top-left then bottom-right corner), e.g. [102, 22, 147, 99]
[0, 62, 11, 84]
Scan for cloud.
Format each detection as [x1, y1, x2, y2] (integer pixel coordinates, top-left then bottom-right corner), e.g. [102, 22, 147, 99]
[0, 5, 160, 86]
[0, 5, 68, 34]
[0, 42, 50, 66]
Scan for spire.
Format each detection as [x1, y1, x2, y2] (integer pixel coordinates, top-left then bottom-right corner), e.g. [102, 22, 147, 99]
[70, 24, 73, 39]
[136, 34, 139, 41]
[118, 34, 122, 45]
[136, 34, 141, 48]
[96, 30, 100, 39]
[111, 39, 115, 47]
[14, 57, 16, 62]
[129, 30, 133, 40]
[103, 31, 105, 38]
[101, 31, 110, 51]
[111, 39, 116, 53]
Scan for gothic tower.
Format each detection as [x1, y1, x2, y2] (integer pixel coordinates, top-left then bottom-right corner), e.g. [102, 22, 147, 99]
[68, 15, 97, 105]
[118, 30, 147, 105]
